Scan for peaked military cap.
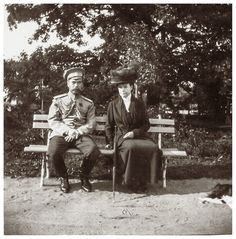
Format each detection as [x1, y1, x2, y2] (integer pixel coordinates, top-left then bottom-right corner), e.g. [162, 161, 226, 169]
[110, 63, 138, 84]
[63, 67, 85, 81]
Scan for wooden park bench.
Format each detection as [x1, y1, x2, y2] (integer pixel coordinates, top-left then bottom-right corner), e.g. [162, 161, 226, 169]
[24, 114, 187, 188]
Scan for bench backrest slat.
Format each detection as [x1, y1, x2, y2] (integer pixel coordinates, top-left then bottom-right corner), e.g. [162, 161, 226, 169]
[34, 114, 48, 121]
[33, 122, 50, 129]
[32, 121, 175, 134]
[33, 114, 174, 125]
[32, 114, 175, 134]
[149, 118, 174, 125]
[148, 127, 175, 133]
[95, 116, 108, 122]
[33, 122, 106, 131]
[34, 115, 109, 122]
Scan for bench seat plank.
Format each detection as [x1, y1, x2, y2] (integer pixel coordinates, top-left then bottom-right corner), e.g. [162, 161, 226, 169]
[24, 145, 186, 157]
[162, 148, 187, 157]
[24, 145, 114, 155]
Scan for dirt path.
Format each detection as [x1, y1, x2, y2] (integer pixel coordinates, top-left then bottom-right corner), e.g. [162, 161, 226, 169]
[4, 177, 232, 235]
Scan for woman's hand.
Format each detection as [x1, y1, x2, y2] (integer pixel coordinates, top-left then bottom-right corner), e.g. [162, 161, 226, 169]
[123, 131, 134, 139]
[105, 144, 113, 149]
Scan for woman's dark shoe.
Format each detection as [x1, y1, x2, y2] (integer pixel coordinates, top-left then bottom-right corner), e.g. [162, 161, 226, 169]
[59, 177, 70, 193]
[116, 174, 125, 186]
[129, 183, 147, 193]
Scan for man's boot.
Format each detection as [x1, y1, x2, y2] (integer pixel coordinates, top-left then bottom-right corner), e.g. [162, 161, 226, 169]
[79, 157, 93, 192]
[80, 174, 92, 192]
[59, 177, 70, 193]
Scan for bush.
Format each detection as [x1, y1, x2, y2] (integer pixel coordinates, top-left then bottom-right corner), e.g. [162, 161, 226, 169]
[4, 128, 44, 177]
[175, 120, 232, 162]
[4, 105, 232, 178]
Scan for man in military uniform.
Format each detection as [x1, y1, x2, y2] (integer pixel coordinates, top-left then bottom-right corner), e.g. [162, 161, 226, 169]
[47, 67, 101, 193]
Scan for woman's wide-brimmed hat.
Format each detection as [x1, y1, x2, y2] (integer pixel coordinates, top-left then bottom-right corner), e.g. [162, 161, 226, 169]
[110, 64, 138, 84]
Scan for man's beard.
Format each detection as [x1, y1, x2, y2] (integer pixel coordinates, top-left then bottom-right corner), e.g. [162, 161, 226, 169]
[72, 89, 82, 95]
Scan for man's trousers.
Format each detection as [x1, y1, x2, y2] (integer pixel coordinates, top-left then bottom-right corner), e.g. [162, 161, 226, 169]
[47, 135, 101, 178]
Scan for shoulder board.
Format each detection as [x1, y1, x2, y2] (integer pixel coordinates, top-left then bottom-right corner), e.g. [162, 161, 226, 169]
[81, 95, 93, 104]
[53, 93, 68, 99]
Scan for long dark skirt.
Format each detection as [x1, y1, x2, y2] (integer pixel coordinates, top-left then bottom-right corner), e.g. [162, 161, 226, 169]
[117, 138, 161, 189]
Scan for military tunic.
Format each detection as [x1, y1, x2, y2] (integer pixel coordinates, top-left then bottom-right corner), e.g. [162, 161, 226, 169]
[48, 92, 96, 139]
[47, 92, 100, 178]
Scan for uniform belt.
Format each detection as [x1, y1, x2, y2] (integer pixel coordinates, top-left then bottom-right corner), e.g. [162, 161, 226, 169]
[62, 117, 82, 128]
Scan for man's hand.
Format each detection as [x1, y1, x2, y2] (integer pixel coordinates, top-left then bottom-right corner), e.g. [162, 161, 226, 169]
[64, 135, 76, 142]
[64, 128, 83, 142]
[76, 128, 84, 136]
[68, 129, 79, 138]
[123, 131, 134, 139]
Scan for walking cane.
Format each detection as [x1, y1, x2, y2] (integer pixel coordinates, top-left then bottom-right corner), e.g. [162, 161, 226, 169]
[112, 126, 117, 203]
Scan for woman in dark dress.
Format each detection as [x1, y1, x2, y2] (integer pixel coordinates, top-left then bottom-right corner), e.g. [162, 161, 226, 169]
[105, 65, 162, 192]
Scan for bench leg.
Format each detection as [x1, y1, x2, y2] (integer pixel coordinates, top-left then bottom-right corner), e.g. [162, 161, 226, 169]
[150, 157, 156, 184]
[162, 157, 167, 188]
[40, 153, 47, 187]
[45, 155, 50, 179]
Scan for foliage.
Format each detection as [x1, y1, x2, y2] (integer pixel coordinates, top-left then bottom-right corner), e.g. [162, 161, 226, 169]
[174, 121, 232, 160]
[4, 124, 232, 178]
[4, 44, 105, 115]
[4, 4, 232, 177]
[5, 3, 232, 122]
[4, 128, 43, 177]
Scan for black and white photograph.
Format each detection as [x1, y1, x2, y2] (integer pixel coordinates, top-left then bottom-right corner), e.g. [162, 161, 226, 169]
[2, 0, 233, 236]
